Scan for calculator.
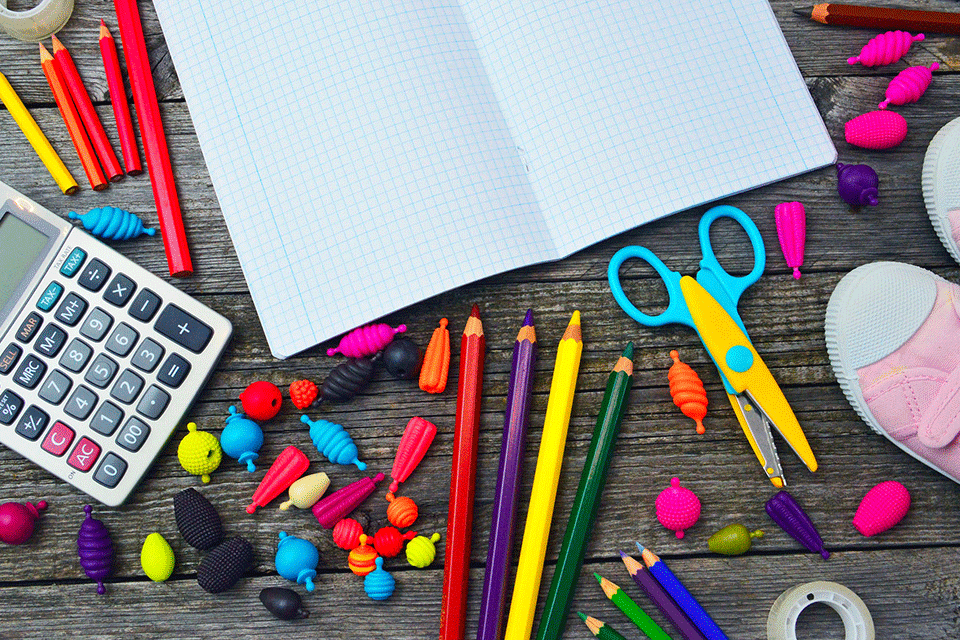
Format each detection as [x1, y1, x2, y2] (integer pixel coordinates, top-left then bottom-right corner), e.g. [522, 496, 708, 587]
[0, 181, 232, 506]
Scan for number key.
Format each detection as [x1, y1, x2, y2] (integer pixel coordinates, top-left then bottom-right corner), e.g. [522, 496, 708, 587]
[131, 338, 164, 373]
[106, 323, 138, 357]
[90, 401, 124, 436]
[110, 370, 144, 405]
[59, 339, 92, 373]
[116, 417, 150, 452]
[54, 293, 87, 327]
[78, 259, 111, 292]
[84, 354, 118, 389]
[93, 453, 127, 488]
[64, 385, 97, 421]
[38, 370, 72, 405]
[80, 308, 113, 342]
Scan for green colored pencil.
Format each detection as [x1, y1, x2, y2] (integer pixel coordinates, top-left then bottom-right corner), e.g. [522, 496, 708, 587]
[596, 573, 674, 640]
[535, 343, 634, 640]
[579, 613, 629, 640]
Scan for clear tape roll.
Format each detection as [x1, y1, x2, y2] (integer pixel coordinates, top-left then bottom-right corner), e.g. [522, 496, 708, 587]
[767, 581, 875, 640]
[0, 0, 74, 42]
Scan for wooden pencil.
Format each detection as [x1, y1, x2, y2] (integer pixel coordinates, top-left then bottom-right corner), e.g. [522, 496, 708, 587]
[595, 573, 673, 640]
[439, 304, 485, 640]
[98, 20, 142, 176]
[579, 613, 629, 640]
[620, 551, 707, 640]
[795, 4, 960, 35]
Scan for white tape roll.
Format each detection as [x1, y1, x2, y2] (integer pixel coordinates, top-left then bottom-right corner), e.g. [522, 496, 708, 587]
[767, 581, 875, 640]
[0, 0, 74, 42]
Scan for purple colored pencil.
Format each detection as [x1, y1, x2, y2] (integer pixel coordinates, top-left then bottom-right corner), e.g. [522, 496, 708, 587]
[620, 551, 707, 640]
[476, 309, 537, 640]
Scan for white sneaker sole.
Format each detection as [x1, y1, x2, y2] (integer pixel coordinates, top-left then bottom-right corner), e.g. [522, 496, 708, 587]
[923, 116, 960, 265]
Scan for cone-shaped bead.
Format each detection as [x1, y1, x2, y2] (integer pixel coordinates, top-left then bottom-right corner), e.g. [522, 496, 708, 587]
[279, 472, 330, 510]
[774, 201, 806, 279]
[766, 490, 829, 559]
[388, 417, 438, 496]
[247, 446, 310, 513]
[312, 473, 385, 528]
[419, 318, 450, 393]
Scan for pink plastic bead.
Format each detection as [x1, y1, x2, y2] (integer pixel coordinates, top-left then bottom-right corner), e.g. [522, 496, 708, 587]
[655, 477, 701, 539]
[853, 480, 910, 537]
[879, 63, 939, 109]
[845, 110, 907, 150]
[848, 31, 924, 67]
[0, 500, 47, 545]
[774, 202, 806, 280]
[327, 323, 406, 358]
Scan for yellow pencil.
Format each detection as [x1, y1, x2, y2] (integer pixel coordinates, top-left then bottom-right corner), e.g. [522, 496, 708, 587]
[0, 71, 78, 195]
[503, 310, 583, 640]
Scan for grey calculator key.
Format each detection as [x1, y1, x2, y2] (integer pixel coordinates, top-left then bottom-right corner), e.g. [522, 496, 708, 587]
[59, 339, 93, 373]
[131, 339, 165, 373]
[103, 273, 136, 307]
[13, 355, 45, 389]
[155, 305, 213, 353]
[80, 308, 113, 342]
[106, 323, 139, 357]
[0, 389, 23, 425]
[38, 370, 72, 405]
[15, 405, 48, 440]
[33, 324, 66, 358]
[84, 354, 119, 389]
[129, 289, 161, 322]
[64, 385, 97, 421]
[157, 353, 190, 388]
[54, 292, 87, 327]
[15, 312, 42, 343]
[1, 344, 22, 375]
[90, 401, 124, 436]
[110, 370, 144, 405]
[116, 417, 151, 452]
[136, 385, 170, 420]
[78, 259, 111, 292]
[93, 452, 127, 488]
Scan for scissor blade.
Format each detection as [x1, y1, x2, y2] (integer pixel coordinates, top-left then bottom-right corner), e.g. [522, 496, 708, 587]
[728, 392, 785, 487]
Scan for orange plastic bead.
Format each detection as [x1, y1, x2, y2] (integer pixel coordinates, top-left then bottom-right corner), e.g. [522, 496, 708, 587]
[386, 494, 418, 529]
[348, 534, 379, 576]
[668, 350, 708, 434]
[419, 318, 450, 394]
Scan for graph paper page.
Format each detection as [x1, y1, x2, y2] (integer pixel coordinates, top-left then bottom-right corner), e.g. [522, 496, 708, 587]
[152, 0, 550, 358]
[459, 0, 837, 255]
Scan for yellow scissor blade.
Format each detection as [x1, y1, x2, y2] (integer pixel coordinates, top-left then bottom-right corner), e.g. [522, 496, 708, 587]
[679, 276, 817, 472]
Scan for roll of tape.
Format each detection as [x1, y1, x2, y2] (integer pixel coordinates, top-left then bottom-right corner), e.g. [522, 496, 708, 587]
[0, 0, 74, 42]
[767, 581, 875, 640]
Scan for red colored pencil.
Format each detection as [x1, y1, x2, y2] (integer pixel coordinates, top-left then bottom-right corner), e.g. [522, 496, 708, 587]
[40, 44, 106, 191]
[439, 304, 485, 640]
[113, 0, 192, 276]
[98, 21, 142, 176]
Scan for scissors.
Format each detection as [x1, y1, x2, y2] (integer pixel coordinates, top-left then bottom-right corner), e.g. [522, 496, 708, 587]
[607, 205, 816, 487]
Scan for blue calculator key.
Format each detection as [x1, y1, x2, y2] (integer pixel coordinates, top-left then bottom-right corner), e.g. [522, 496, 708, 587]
[54, 293, 88, 327]
[93, 453, 127, 488]
[36, 282, 63, 311]
[15, 405, 48, 440]
[78, 259, 111, 292]
[59, 248, 87, 277]
[13, 355, 45, 389]
[155, 305, 212, 353]
[15, 312, 42, 343]
[33, 324, 67, 358]
[0, 389, 23, 425]
[0, 344, 22, 375]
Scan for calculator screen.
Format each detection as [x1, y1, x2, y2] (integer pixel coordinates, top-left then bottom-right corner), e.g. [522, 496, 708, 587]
[0, 212, 51, 315]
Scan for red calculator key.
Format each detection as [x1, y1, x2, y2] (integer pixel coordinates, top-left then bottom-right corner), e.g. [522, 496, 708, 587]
[41, 421, 75, 456]
[67, 437, 101, 471]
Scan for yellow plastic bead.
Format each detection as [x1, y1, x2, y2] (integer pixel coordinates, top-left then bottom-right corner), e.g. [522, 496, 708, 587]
[177, 422, 222, 483]
[406, 532, 441, 568]
[140, 533, 175, 582]
[279, 472, 330, 510]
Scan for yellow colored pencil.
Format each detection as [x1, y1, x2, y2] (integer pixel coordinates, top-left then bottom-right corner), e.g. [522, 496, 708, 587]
[0, 71, 78, 194]
[503, 310, 583, 640]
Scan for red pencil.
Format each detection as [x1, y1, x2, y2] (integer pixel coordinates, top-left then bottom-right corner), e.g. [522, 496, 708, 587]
[113, 0, 192, 276]
[98, 21, 142, 176]
[40, 44, 106, 191]
[439, 304, 485, 640]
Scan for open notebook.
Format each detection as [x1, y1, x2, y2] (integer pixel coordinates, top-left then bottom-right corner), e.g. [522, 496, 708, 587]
[152, 0, 835, 358]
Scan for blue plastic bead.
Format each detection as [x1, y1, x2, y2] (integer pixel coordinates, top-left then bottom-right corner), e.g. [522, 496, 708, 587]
[300, 414, 366, 470]
[220, 406, 263, 472]
[275, 532, 319, 592]
[364, 557, 395, 601]
[68, 207, 156, 241]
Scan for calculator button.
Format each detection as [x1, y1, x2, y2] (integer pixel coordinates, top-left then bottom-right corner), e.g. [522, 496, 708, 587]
[59, 248, 87, 277]
[33, 324, 67, 358]
[136, 385, 170, 420]
[59, 338, 93, 373]
[131, 339, 165, 373]
[90, 401, 124, 436]
[129, 289, 161, 322]
[13, 355, 45, 389]
[80, 308, 113, 342]
[54, 293, 88, 327]
[0, 344, 22, 375]
[64, 385, 97, 421]
[0, 390, 23, 425]
[110, 370, 144, 405]
[67, 437, 100, 471]
[38, 370, 72, 405]
[155, 305, 213, 353]
[103, 273, 136, 307]
[15, 405, 48, 440]
[36, 282, 63, 311]
[78, 259, 111, 292]
[84, 354, 119, 389]
[41, 421, 74, 456]
[116, 417, 151, 452]
[93, 453, 127, 488]
[157, 353, 190, 388]
[105, 323, 138, 357]
[15, 312, 42, 343]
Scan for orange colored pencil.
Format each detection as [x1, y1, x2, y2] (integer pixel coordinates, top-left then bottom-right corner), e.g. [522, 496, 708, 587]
[40, 43, 106, 191]
[98, 21, 142, 176]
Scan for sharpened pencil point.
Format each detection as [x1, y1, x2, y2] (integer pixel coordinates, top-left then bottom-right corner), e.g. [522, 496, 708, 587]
[636, 541, 645, 553]
[523, 308, 533, 326]
[593, 571, 602, 583]
[578, 612, 587, 622]
[99, 20, 111, 38]
[792, 7, 810, 17]
[470, 303, 480, 318]
[622, 342, 634, 359]
[39, 43, 52, 62]
[51, 34, 64, 52]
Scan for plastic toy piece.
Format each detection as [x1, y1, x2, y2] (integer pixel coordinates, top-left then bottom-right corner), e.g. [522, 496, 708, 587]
[419, 318, 450, 393]
[68, 206, 156, 241]
[260, 587, 310, 620]
[279, 472, 330, 511]
[708, 524, 764, 556]
[239, 380, 283, 422]
[348, 534, 380, 576]
[774, 201, 806, 279]
[387, 416, 438, 497]
[312, 472, 386, 529]
[836, 163, 880, 208]
[365, 557, 397, 600]
[174, 487, 224, 551]
[383, 337, 422, 379]
[845, 110, 908, 150]
[386, 494, 419, 529]
[667, 351, 708, 434]
[655, 477, 701, 539]
[0, 499, 47, 544]
[766, 490, 830, 559]
[77, 505, 113, 595]
[847, 30, 924, 66]
[220, 406, 264, 472]
[406, 532, 441, 568]
[140, 533, 175, 582]
[275, 532, 319, 591]
[300, 414, 366, 470]
[880, 63, 939, 109]
[289, 379, 319, 410]
[853, 480, 911, 537]
[327, 322, 406, 358]
[177, 422, 222, 483]
[333, 518, 365, 550]
[373, 526, 417, 558]
[246, 446, 310, 514]
[197, 537, 254, 594]
[320, 357, 376, 403]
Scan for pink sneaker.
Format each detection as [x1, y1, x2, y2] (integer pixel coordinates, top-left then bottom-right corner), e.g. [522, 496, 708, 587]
[923, 116, 960, 264]
[825, 262, 960, 484]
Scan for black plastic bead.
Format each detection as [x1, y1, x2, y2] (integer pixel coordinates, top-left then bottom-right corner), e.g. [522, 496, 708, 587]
[197, 537, 253, 593]
[260, 587, 310, 620]
[382, 337, 422, 380]
[173, 488, 223, 551]
[321, 357, 376, 402]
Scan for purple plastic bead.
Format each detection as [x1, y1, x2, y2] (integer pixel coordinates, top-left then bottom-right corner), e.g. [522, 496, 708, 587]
[77, 505, 114, 594]
[836, 162, 879, 207]
[765, 490, 829, 559]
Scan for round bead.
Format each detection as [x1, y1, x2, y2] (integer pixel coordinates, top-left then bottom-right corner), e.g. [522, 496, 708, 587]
[382, 337, 423, 379]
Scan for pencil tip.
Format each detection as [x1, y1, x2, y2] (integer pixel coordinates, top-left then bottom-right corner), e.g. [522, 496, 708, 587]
[636, 541, 645, 553]
[618, 549, 627, 558]
[792, 7, 809, 17]
[51, 34, 63, 50]
[39, 43, 51, 61]
[470, 303, 480, 318]
[569, 309, 580, 325]
[578, 612, 587, 622]
[622, 342, 634, 359]
[593, 571, 602, 583]
[99, 21, 110, 37]
[523, 308, 533, 326]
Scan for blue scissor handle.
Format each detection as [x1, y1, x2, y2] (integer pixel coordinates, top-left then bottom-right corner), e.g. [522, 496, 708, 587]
[696, 205, 765, 318]
[608, 245, 695, 329]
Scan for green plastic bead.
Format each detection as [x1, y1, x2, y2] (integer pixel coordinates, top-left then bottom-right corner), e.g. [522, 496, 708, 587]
[707, 523, 763, 556]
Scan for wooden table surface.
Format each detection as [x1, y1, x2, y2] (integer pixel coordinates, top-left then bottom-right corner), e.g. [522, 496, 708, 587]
[1, 1, 959, 638]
